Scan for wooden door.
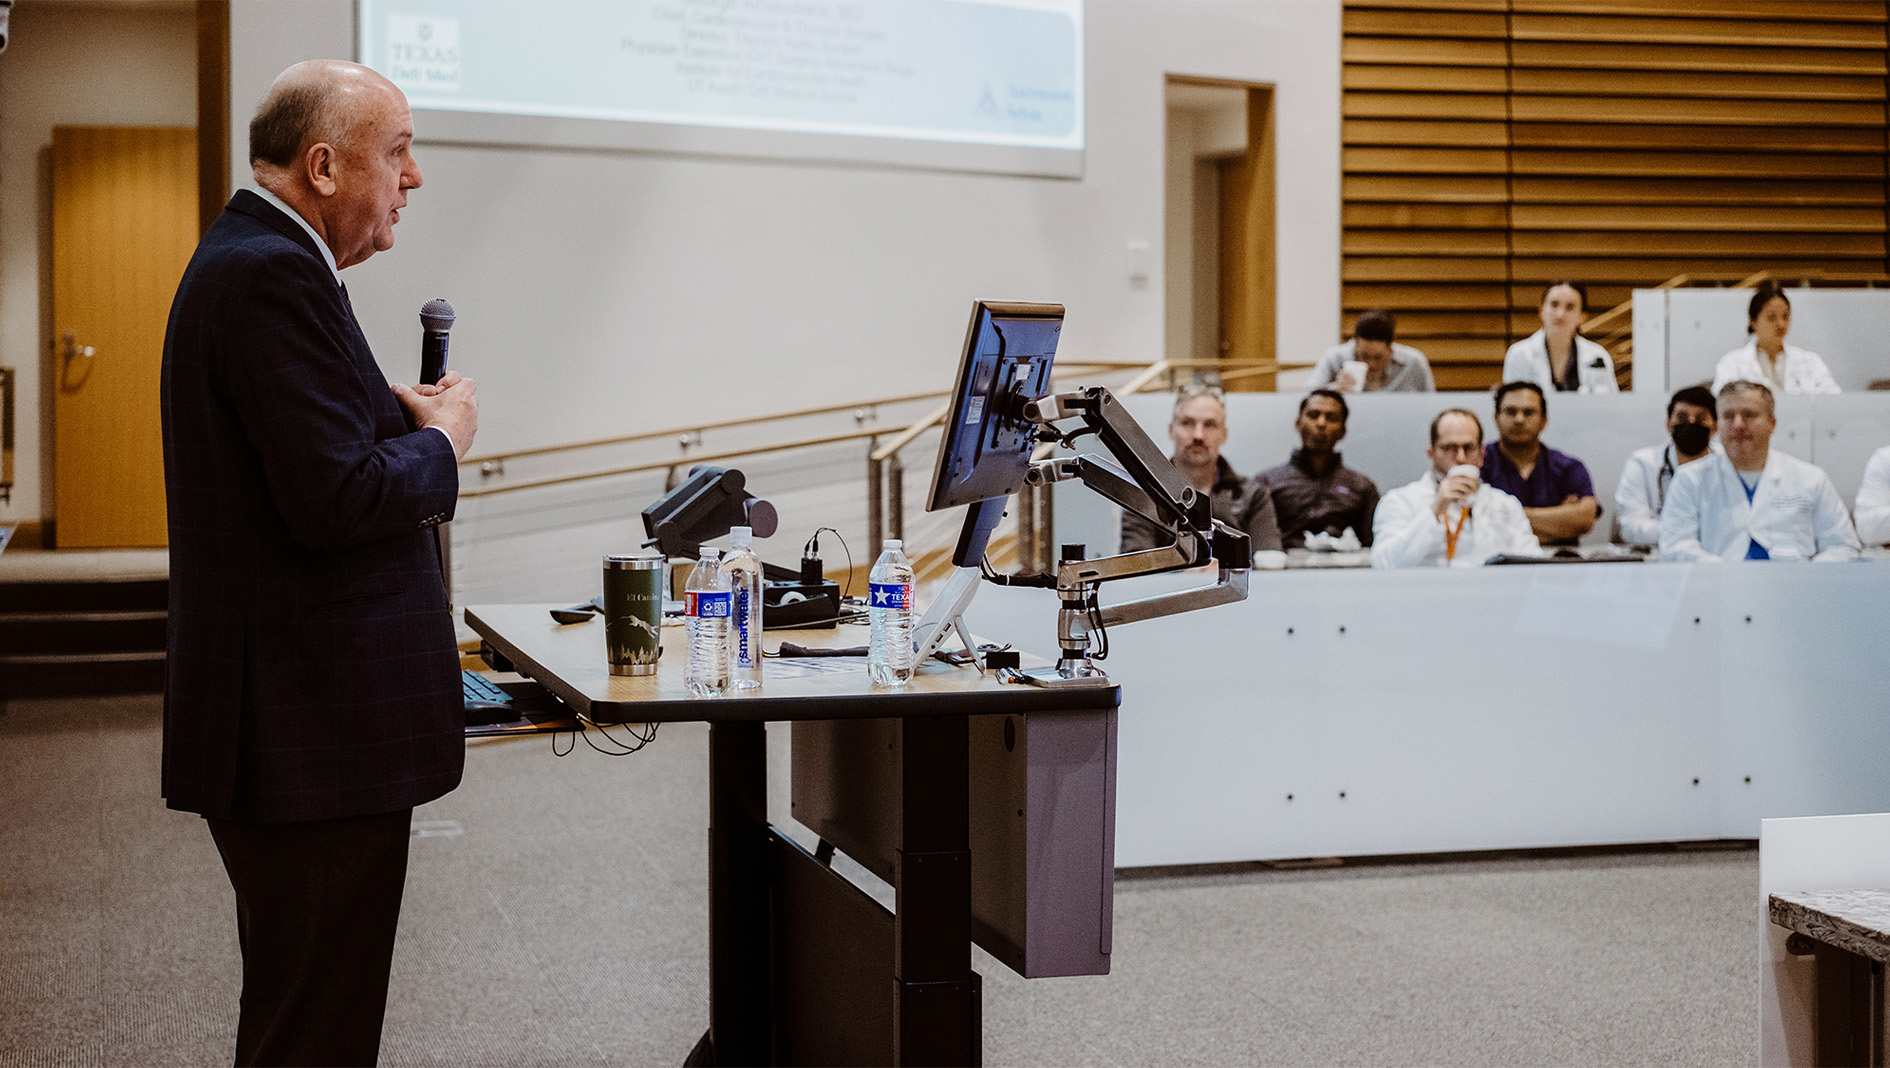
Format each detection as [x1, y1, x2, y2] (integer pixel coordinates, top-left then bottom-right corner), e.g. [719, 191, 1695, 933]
[52, 126, 197, 548]
[1217, 86, 1276, 390]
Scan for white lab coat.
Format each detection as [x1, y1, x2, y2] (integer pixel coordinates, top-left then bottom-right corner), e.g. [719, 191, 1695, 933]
[1659, 450, 1860, 562]
[1614, 439, 1721, 547]
[1502, 330, 1617, 393]
[1711, 339, 1840, 395]
[1855, 445, 1890, 546]
[1372, 471, 1544, 569]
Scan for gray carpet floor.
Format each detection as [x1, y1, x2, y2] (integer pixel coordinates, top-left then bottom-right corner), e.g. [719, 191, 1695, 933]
[0, 692, 1758, 1066]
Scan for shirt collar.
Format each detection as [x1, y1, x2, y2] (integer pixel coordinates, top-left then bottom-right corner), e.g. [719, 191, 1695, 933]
[252, 185, 341, 285]
[1290, 448, 1344, 477]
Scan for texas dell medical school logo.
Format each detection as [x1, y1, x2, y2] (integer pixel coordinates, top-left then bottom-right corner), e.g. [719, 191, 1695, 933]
[384, 13, 461, 91]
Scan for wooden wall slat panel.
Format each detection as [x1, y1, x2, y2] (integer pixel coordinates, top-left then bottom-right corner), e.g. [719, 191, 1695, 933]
[1510, 68, 1885, 100]
[1340, 0, 1890, 391]
[1510, 95, 1886, 126]
[1510, 41, 1885, 75]
[1345, 9, 1511, 36]
[1510, 0, 1884, 20]
[1346, 146, 1512, 173]
[1510, 13, 1887, 48]
[1512, 123, 1887, 153]
[1345, 175, 1514, 202]
[1508, 176, 1886, 205]
[1344, 65, 1512, 92]
[1344, 256, 1512, 281]
[1347, 203, 1514, 228]
[1346, 119, 1511, 147]
[1509, 150, 1886, 179]
[1510, 256, 1879, 281]
[1510, 203, 1887, 232]
[1510, 230, 1886, 256]
[1344, 37, 1511, 66]
[1344, 92, 1511, 119]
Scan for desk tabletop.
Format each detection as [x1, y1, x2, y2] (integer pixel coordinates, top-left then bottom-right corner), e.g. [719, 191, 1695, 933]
[1769, 889, 1890, 962]
[463, 604, 1120, 724]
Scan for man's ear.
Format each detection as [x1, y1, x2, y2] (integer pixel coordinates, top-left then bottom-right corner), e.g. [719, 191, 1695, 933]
[305, 141, 337, 197]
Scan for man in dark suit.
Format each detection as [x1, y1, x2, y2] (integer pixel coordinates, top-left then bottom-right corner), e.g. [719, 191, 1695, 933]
[161, 59, 479, 1066]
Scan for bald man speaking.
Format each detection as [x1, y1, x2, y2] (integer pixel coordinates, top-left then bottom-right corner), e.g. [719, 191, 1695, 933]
[161, 60, 478, 1065]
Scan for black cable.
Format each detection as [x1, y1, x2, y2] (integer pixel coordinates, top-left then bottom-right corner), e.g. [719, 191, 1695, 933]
[1086, 586, 1109, 661]
[806, 526, 854, 601]
[551, 726, 575, 757]
[577, 716, 659, 757]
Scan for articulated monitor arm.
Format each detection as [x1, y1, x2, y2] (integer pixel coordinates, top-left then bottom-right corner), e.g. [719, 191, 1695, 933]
[1006, 386, 1251, 687]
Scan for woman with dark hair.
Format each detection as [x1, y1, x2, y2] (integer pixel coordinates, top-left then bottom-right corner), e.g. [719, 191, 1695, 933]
[1501, 280, 1617, 392]
[1711, 281, 1840, 394]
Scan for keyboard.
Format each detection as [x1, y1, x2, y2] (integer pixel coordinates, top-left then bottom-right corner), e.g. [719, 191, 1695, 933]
[463, 669, 517, 725]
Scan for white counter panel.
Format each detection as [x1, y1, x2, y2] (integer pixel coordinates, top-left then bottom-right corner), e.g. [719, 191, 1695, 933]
[962, 562, 1890, 867]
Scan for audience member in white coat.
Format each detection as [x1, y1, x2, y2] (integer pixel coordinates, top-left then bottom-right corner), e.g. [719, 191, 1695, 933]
[1660, 380, 1860, 562]
[1502, 280, 1617, 393]
[1373, 409, 1543, 569]
[1615, 385, 1720, 547]
[1854, 445, 1890, 546]
[1711, 281, 1841, 395]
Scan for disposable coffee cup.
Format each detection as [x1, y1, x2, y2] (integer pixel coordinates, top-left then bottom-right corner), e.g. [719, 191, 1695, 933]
[603, 554, 666, 676]
[1341, 359, 1368, 393]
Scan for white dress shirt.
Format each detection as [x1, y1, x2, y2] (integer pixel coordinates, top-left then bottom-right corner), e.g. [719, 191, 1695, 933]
[1711, 339, 1840, 395]
[1372, 470, 1543, 569]
[1855, 445, 1890, 546]
[1659, 449, 1860, 562]
[1614, 440, 1720, 547]
[1502, 329, 1617, 393]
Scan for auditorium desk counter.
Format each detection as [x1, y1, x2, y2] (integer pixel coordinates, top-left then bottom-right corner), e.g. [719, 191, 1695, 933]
[462, 604, 1122, 1067]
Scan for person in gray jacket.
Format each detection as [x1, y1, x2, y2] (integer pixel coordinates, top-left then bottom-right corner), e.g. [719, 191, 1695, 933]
[1305, 309, 1435, 393]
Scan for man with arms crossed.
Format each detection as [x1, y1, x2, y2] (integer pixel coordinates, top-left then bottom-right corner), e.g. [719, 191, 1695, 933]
[1660, 381, 1858, 563]
[1373, 409, 1541, 568]
[162, 60, 478, 1065]
[1480, 381, 1598, 547]
[1615, 385, 1718, 548]
[1257, 388, 1379, 548]
[1119, 384, 1282, 557]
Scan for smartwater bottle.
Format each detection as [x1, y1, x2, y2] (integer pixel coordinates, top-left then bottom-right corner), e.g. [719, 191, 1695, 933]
[724, 526, 763, 690]
[867, 539, 915, 686]
[684, 549, 729, 697]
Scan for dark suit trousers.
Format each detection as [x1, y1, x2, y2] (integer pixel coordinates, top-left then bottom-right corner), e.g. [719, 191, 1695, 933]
[207, 808, 414, 1067]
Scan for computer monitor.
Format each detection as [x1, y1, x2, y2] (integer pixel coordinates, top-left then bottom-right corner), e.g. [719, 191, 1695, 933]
[924, 300, 1064, 565]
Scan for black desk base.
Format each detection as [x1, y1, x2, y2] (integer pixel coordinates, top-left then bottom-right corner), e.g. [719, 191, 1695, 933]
[693, 716, 982, 1067]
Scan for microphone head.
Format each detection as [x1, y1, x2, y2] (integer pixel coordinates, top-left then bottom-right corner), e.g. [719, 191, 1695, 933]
[419, 298, 456, 333]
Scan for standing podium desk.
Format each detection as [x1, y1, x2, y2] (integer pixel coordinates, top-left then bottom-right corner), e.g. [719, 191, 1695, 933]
[463, 605, 1122, 1067]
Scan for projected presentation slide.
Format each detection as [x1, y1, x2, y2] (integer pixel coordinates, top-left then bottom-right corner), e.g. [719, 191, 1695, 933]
[358, 0, 1085, 177]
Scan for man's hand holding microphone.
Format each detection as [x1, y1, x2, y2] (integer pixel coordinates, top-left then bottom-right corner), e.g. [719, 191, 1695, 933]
[391, 297, 477, 461]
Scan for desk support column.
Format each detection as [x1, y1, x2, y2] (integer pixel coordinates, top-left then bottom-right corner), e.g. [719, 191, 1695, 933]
[709, 720, 770, 1066]
[895, 713, 977, 1067]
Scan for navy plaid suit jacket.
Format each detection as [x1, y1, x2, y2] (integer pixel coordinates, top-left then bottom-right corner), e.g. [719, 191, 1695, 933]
[160, 190, 464, 823]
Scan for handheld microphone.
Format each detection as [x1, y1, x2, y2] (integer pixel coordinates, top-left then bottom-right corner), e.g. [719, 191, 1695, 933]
[418, 298, 455, 385]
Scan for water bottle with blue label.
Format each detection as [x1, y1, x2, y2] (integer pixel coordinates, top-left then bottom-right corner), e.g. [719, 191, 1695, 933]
[724, 526, 763, 690]
[867, 539, 914, 686]
[684, 548, 730, 697]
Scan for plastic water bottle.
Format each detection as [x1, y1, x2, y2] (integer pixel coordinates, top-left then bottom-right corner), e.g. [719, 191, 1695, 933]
[724, 526, 763, 691]
[867, 539, 914, 686]
[684, 549, 729, 697]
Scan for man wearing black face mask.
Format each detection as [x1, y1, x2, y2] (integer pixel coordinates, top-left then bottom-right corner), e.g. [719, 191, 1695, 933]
[1615, 386, 1718, 547]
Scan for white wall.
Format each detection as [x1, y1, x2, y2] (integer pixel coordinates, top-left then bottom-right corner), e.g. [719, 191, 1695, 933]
[1658, 287, 1890, 393]
[224, 0, 1343, 462]
[0, 0, 196, 524]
